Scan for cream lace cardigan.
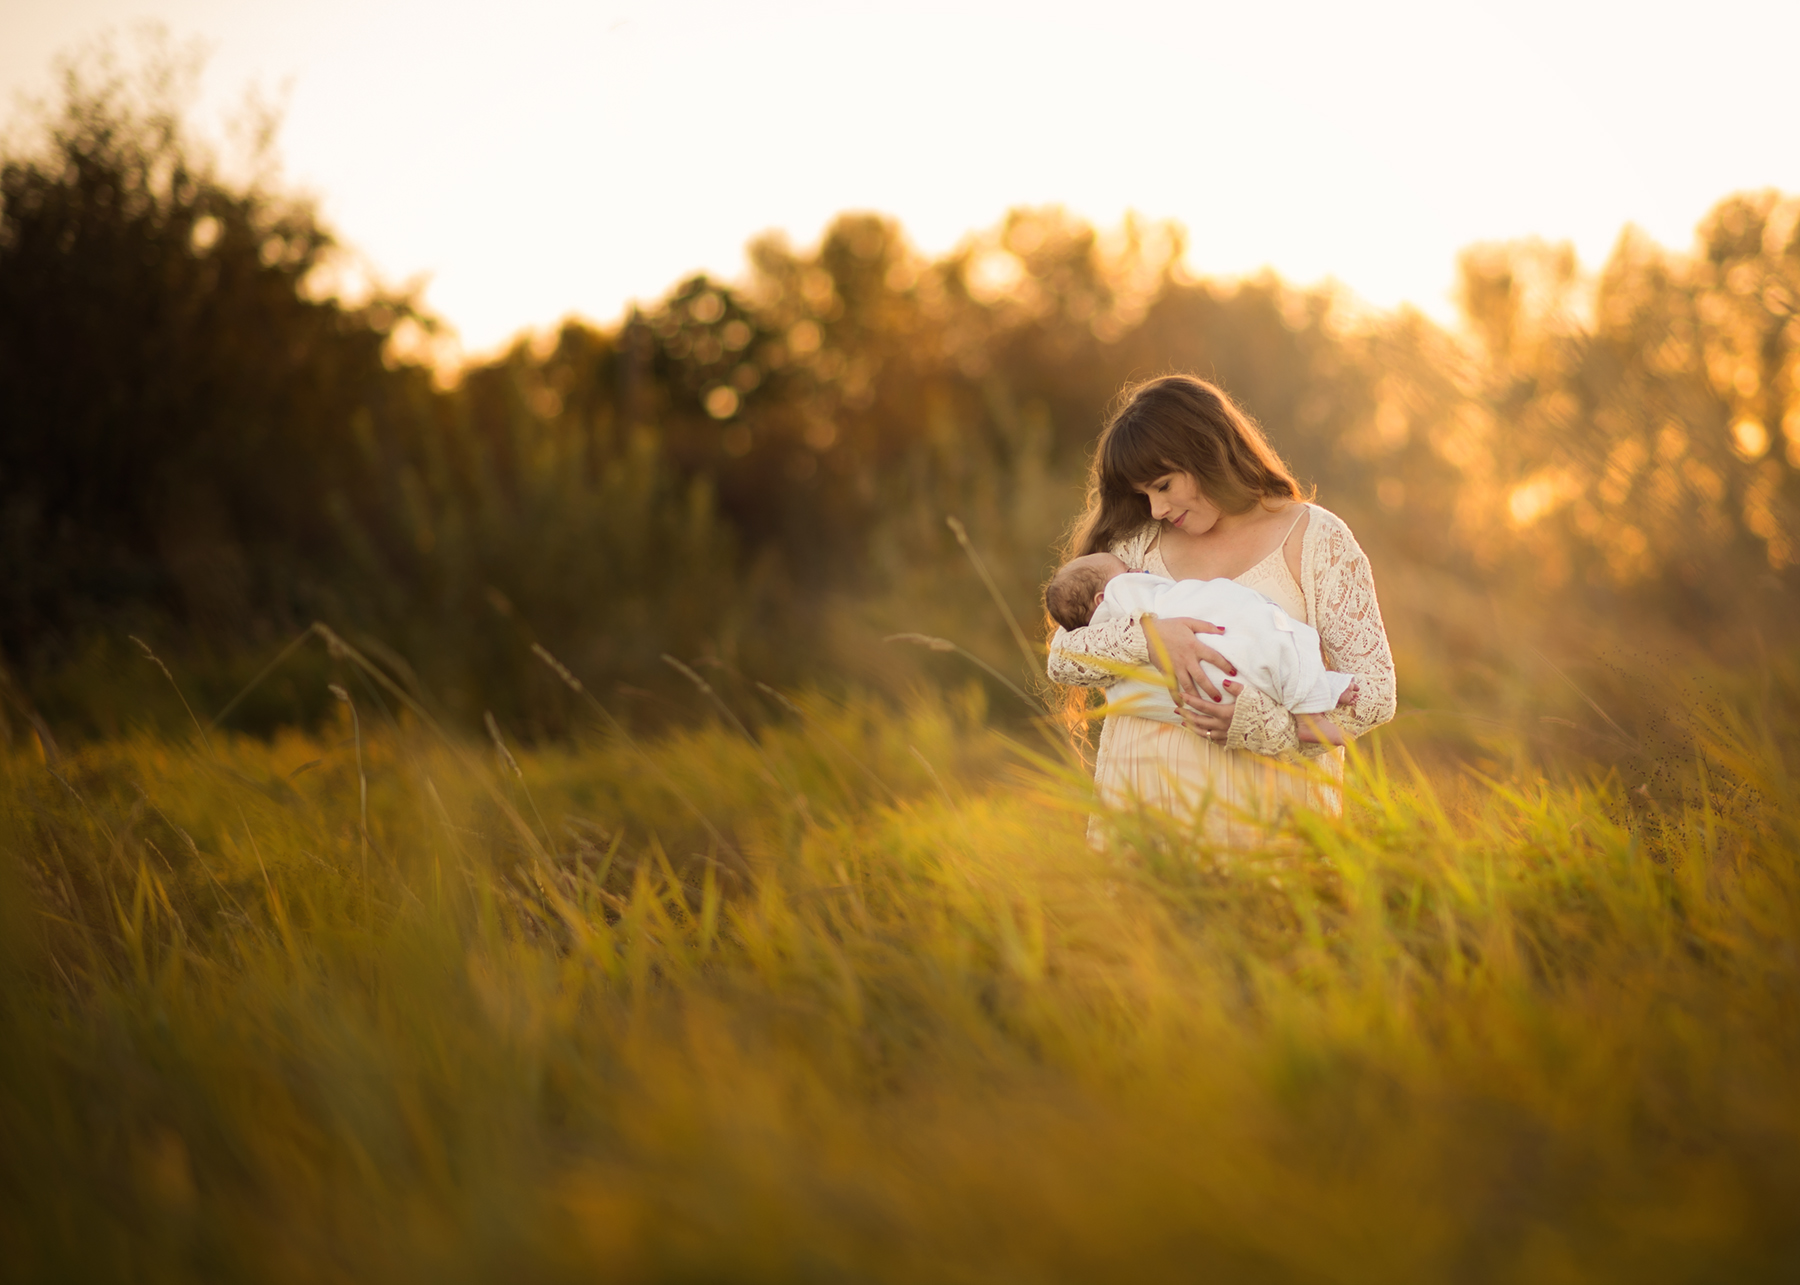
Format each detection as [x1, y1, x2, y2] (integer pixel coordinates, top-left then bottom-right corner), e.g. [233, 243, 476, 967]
[1047, 504, 1398, 759]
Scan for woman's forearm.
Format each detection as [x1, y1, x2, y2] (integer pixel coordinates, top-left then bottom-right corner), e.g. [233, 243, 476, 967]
[1295, 715, 1348, 747]
[1224, 686, 1302, 757]
[1046, 616, 1149, 688]
[1300, 514, 1398, 743]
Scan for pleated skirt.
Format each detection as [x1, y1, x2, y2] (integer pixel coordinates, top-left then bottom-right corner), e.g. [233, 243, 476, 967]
[1090, 714, 1343, 852]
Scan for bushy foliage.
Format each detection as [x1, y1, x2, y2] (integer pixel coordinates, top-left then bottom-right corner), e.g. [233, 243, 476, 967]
[1453, 209, 1800, 590]
[0, 48, 394, 643]
[2, 49, 1796, 745]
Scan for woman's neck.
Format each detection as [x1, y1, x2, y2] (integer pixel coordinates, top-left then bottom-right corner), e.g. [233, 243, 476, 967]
[1200, 507, 1257, 536]
[1175, 498, 1287, 539]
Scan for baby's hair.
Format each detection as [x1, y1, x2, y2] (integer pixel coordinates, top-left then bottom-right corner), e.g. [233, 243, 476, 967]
[1045, 560, 1112, 632]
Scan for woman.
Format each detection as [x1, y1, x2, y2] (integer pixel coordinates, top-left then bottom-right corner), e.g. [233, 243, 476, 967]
[1048, 375, 1397, 847]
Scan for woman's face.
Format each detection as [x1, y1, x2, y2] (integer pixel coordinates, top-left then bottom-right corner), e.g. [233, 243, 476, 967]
[1136, 471, 1220, 533]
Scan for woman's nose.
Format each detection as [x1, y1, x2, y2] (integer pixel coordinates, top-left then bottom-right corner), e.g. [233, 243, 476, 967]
[1147, 494, 1168, 519]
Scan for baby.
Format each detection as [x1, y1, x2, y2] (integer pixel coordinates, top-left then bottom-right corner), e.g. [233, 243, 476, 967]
[1047, 551, 1360, 744]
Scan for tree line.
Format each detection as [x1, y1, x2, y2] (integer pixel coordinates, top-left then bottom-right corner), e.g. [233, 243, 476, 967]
[2, 51, 1795, 738]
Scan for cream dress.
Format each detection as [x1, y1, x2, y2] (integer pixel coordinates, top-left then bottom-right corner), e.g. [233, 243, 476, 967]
[1047, 504, 1397, 849]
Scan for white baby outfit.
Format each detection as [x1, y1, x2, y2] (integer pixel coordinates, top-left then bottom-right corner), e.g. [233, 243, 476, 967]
[1093, 572, 1354, 724]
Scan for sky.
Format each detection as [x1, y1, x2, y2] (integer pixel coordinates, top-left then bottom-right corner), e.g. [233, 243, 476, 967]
[4, 0, 1798, 358]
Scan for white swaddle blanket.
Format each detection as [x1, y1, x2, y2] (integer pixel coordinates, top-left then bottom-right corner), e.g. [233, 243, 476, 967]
[1093, 572, 1354, 724]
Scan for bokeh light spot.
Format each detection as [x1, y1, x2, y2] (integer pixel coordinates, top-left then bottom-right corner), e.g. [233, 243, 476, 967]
[965, 249, 1024, 304]
[1732, 417, 1769, 460]
[690, 291, 724, 324]
[704, 386, 739, 419]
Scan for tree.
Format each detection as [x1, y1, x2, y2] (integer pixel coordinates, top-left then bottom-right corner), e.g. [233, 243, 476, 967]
[0, 39, 409, 652]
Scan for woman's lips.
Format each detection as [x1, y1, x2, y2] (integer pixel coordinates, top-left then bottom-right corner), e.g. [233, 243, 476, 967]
[1171, 513, 1186, 528]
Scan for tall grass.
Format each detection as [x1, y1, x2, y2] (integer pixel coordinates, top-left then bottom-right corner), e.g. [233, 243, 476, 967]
[3, 666, 1798, 1282]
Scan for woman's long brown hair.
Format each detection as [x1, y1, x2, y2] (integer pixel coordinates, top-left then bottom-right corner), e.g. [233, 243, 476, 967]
[1061, 374, 1309, 564]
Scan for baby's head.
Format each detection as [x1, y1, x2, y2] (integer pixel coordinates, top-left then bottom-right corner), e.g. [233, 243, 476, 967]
[1044, 552, 1130, 631]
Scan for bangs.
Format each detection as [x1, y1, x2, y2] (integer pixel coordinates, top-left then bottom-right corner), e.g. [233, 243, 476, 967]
[1099, 413, 1179, 491]
[1094, 410, 1180, 489]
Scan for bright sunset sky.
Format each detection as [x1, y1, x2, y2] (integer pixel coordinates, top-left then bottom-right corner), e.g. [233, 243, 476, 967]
[4, 0, 1797, 357]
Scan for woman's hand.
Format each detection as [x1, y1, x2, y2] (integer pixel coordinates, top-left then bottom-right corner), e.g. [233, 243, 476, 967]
[1144, 615, 1236, 703]
[1179, 677, 1241, 743]
[1142, 614, 1244, 746]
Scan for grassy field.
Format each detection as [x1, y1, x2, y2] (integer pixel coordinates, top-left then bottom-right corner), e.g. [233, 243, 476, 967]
[3, 653, 1799, 1283]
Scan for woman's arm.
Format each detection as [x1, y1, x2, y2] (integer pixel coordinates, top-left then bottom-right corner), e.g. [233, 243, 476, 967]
[1306, 518, 1397, 741]
[1219, 684, 1302, 756]
[1049, 616, 1238, 696]
[1220, 513, 1397, 757]
[1046, 527, 1236, 697]
[1048, 530, 1155, 688]
[1046, 617, 1149, 688]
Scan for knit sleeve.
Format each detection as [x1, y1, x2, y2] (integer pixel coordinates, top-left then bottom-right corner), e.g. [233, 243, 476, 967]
[1047, 617, 1151, 689]
[1307, 513, 1398, 739]
[1223, 684, 1304, 758]
[1225, 508, 1397, 757]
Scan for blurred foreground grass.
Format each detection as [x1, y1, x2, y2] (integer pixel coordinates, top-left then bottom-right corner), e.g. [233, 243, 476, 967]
[3, 670, 1799, 1283]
